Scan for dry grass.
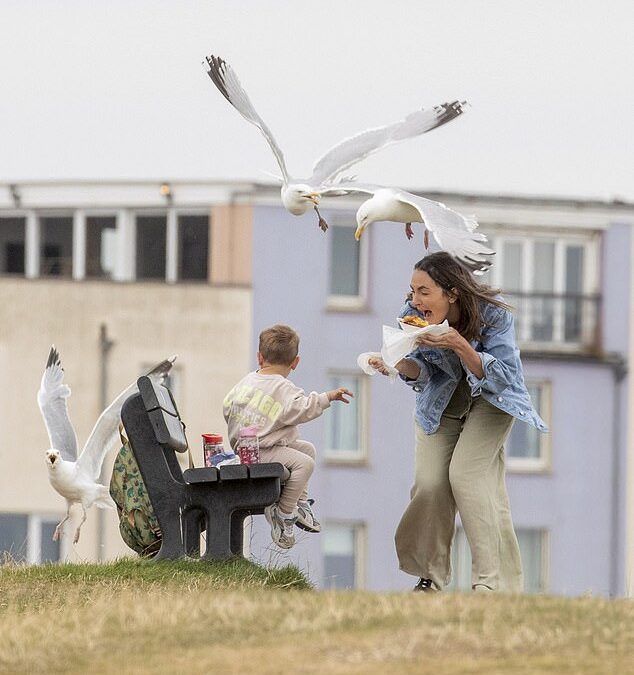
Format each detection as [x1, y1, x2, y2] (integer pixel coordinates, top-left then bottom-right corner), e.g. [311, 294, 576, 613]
[1, 558, 632, 674]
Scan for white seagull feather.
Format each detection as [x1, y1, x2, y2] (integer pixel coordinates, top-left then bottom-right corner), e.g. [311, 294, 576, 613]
[204, 54, 468, 222]
[37, 347, 177, 543]
[322, 183, 495, 275]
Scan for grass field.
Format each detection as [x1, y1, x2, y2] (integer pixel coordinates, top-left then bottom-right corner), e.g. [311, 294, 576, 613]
[1, 558, 632, 675]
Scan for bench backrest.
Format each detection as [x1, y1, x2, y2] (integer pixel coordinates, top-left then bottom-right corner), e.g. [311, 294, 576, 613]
[137, 376, 188, 453]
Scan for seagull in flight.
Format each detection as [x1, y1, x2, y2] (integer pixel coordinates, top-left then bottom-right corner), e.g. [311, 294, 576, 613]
[204, 54, 468, 231]
[324, 183, 495, 274]
[37, 347, 177, 544]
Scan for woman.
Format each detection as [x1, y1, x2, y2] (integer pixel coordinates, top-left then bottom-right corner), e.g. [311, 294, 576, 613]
[370, 252, 547, 593]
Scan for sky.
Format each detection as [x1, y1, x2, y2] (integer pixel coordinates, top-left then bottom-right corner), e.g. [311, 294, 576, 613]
[1, 0, 632, 201]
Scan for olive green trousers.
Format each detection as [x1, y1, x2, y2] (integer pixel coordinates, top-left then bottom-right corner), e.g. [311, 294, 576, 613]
[395, 386, 523, 592]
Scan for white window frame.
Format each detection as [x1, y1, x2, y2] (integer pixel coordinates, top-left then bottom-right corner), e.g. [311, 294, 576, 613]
[485, 228, 599, 351]
[326, 219, 369, 312]
[507, 380, 552, 474]
[323, 370, 369, 464]
[322, 520, 367, 590]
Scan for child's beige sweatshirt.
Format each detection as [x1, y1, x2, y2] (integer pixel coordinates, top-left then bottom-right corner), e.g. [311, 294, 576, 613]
[223, 371, 330, 449]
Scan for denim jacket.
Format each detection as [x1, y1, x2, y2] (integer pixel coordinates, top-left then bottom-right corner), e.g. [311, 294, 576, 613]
[399, 299, 548, 435]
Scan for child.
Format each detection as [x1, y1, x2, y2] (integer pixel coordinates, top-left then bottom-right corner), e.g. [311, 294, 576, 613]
[223, 324, 353, 549]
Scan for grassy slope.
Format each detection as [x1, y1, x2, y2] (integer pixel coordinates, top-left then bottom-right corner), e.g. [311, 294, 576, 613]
[0, 559, 632, 675]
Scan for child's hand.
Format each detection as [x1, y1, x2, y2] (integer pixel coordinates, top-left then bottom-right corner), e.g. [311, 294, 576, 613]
[368, 356, 392, 377]
[328, 387, 354, 403]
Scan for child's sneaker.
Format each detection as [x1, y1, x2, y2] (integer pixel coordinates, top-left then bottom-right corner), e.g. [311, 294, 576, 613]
[295, 498, 321, 533]
[264, 503, 297, 549]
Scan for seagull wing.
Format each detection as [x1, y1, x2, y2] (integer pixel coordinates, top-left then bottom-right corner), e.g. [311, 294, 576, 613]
[319, 181, 380, 198]
[77, 355, 177, 481]
[309, 101, 467, 187]
[37, 347, 79, 461]
[204, 54, 290, 184]
[397, 191, 496, 275]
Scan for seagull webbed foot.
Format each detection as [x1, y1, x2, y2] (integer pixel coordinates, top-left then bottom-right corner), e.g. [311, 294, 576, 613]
[405, 223, 414, 240]
[314, 206, 329, 232]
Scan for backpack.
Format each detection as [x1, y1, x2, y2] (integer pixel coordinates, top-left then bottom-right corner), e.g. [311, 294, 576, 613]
[109, 440, 162, 558]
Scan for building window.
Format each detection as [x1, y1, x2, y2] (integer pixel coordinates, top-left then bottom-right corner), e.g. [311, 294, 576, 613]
[324, 373, 367, 462]
[136, 215, 167, 280]
[327, 221, 368, 311]
[506, 382, 551, 472]
[40, 216, 73, 277]
[448, 526, 548, 593]
[487, 233, 599, 350]
[0, 216, 26, 275]
[322, 522, 366, 589]
[178, 214, 209, 280]
[0, 513, 62, 564]
[86, 216, 117, 279]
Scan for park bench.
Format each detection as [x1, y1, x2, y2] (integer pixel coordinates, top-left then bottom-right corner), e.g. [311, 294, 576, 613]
[120, 375, 288, 560]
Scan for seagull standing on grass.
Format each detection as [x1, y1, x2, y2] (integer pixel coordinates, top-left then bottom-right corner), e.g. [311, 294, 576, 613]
[204, 54, 468, 230]
[37, 347, 177, 544]
[322, 182, 495, 275]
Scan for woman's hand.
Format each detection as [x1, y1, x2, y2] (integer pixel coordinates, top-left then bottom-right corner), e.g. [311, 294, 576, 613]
[368, 356, 392, 376]
[416, 328, 484, 378]
[415, 327, 466, 352]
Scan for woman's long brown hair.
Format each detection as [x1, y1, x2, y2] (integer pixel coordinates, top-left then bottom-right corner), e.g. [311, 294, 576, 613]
[414, 252, 510, 342]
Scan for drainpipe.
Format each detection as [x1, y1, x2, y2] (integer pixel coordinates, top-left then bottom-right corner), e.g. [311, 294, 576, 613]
[610, 358, 627, 597]
[97, 323, 114, 561]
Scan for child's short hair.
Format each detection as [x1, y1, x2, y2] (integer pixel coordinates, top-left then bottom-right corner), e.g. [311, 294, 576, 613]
[258, 324, 299, 366]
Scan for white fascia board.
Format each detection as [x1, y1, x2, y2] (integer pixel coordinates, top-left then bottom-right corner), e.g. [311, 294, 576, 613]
[0, 181, 258, 210]
[315, 194, 634, 231]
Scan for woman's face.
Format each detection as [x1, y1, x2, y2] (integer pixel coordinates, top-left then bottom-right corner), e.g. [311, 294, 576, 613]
[409, 269, 456, 324]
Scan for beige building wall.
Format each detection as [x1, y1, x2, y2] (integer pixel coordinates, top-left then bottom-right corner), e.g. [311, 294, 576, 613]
[0, 277, 252, 562]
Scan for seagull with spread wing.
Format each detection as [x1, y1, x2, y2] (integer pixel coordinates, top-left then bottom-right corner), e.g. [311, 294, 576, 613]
[204, 54, 468, 231]
[37, 347, 176, 544]
[322, 182, 495, 275]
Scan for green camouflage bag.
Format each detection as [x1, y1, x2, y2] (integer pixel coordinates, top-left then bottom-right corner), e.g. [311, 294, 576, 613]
[109, 441, 162, 558]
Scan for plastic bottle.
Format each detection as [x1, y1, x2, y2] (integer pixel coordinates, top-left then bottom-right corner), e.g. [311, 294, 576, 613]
[236, 426, 260, 465]
[202, 433, 223, 467]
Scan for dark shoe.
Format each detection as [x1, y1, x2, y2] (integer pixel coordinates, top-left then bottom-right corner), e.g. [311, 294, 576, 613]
[413, 577, 437, 593]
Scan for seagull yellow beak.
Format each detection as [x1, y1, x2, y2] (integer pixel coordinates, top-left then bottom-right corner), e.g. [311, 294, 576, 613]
[354, 225, 365, 241]
[307, 192, 320, 205]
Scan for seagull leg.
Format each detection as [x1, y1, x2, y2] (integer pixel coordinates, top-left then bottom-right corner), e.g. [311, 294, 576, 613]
[314, 205, 329, 232]
[73, 505, 88, 544]
[424, 229, 430, 250]
[405, 223, 414, 240]
[53, 502, 72, 541]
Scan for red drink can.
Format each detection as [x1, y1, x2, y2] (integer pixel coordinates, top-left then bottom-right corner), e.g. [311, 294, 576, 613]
[202, 433, 224, 467]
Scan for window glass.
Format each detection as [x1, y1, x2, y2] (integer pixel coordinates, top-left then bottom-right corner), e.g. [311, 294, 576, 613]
[0, 217, 26, 274]
[324, 374, 362, 458]
[448, 527, 546, 593]
[178, 215, 209, 280]
[532, 241, 555, 341]
[564, 246, 584, 341]
[507, 384, 542, 460]
[40, 216, 73, 277]
[0, 513, 28, 562]
[39, 520, 61, 563]
[86, 216, 117, 278]
[502, 241, 522, 292]
[323, 524, 357, 589]
[329, 225, 360, 297]
[136, 215, 167, 279]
